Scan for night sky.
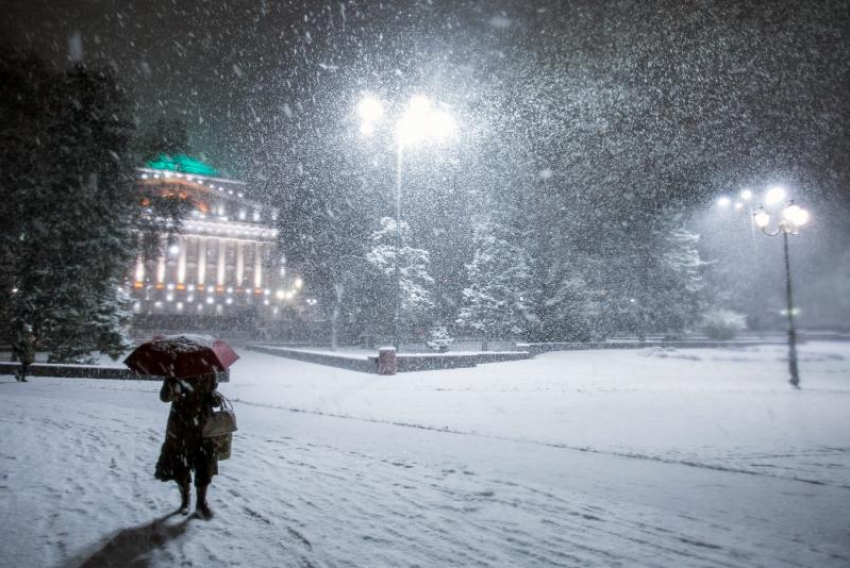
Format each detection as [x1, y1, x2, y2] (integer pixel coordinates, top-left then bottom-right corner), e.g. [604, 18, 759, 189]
[3, 0, 850, 329]
[4, 0, 849, 214]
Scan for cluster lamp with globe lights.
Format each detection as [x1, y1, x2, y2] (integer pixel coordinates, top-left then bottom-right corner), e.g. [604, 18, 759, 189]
[715, 185, 811, 387]
[752, 196, 810, 388]
[764, 186, 786, 206]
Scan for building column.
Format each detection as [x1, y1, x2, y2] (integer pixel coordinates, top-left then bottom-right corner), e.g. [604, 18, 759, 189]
[177, 236, 187, 284]
[134, 256, 145, 283]
[217, 239, 226, 287]
[254, 242, 263, 289]
[236, 241, 244, 287]
[156, 254, 166, 285]
[197, 238, 207, 285]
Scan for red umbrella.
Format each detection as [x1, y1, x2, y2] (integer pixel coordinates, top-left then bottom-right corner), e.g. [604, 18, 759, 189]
[124, 334, 239, 379]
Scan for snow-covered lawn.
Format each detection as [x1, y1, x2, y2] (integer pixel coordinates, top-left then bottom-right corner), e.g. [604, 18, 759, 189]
[232, 341, 850, 486]
[1, 342, 848, 567]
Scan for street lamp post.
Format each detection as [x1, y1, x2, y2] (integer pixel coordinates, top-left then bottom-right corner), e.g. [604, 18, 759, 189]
[394, 140, 403, 353]
[752, 194, 810, 388]
[357, 94, 457, 350]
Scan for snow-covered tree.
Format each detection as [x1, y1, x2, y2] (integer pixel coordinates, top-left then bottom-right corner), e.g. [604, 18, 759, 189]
[541, 261, 600, 342]
[426, 325, 454, 353]
[643, 225, 708, 336]
[1, 55, 136, 363]
[366, 217, 435, 341]
[456, 215, 538, 350]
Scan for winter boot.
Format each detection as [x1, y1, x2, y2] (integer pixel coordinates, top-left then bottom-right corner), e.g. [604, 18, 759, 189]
[178, 482, 191, 515]
[196, 484, 213, 520]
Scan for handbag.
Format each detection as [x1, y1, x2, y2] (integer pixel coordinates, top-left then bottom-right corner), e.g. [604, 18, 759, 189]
[203, 393, 238, 438]
[210, 433, 233, 461]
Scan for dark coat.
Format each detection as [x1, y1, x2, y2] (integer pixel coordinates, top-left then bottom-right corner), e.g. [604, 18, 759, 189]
[155, 373, 219, 486]
[13, 332, 35, 366]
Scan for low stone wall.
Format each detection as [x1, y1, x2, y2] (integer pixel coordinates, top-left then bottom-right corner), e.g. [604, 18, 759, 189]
[0, 362, 230, 382]
[0, 362, 158, 381]
[244, 345, 378, 373]
[515, 340, 788, 355]
[388, 352, 530, 372]
[246, 345, 530, 374]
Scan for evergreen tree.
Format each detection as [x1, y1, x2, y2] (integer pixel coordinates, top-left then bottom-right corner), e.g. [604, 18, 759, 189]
[0, 45, 51, 343]
[540, 259, 600, 342]
[632, 223, 707, 337]
[456, 215, 537, 350]
[1, 53, 136, 363]
[651, 226, 707, 334]
[366, 217, 435, 342]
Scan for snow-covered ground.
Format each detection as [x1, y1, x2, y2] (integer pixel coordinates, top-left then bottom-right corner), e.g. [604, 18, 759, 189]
[1, 342, 848, 567]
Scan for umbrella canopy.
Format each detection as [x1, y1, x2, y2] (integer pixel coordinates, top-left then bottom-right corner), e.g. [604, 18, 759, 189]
[124, 334, 239, 379]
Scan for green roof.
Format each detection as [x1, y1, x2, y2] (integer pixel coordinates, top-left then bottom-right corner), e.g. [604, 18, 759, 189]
[145, 153, 220, 177]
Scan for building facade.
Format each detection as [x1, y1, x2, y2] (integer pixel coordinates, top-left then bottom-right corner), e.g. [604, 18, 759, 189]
[129, 155, 309, 333]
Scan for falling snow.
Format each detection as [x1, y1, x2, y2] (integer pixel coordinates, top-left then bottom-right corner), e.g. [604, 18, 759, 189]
[1, 1, 849, 566]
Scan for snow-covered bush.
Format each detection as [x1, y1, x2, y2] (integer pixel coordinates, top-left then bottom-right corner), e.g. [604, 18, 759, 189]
[702, 309, 746, 340]
[426, 326, 454, 353]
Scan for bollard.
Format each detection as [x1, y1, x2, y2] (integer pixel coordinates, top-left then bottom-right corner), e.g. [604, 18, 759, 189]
[377, 347, 397, 375]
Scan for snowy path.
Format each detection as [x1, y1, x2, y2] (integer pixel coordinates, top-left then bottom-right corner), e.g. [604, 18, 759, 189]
[1, 371, 849, 568]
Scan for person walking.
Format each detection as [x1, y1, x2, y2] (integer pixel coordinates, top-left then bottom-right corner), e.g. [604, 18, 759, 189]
[12, 324, 35, 383]
[155, 371, 221, 519]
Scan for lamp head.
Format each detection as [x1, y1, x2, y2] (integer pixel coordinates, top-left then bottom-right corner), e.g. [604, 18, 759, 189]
[782, 202, 809, 227]
[357, 96, 384, 124]
[396, 96, 457, 146]
[764, 186, 786, 206]
[427, 109, 458, 142]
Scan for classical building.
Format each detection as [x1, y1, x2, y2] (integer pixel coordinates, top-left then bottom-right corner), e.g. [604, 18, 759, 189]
[129, 154, 310, 333]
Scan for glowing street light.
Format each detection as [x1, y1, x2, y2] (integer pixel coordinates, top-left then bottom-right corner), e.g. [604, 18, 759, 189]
[782, 203, 809, 227]
[717, 196, 731, 207]
[754, 208, 771, 229]
[752, 198, 811, 388]
[740, 188, 753, 201]
[764, 186, 786, 206]
[395, 96, 458, 145]
[357, 95, 384, 124]
[753, 200, 809, 235]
